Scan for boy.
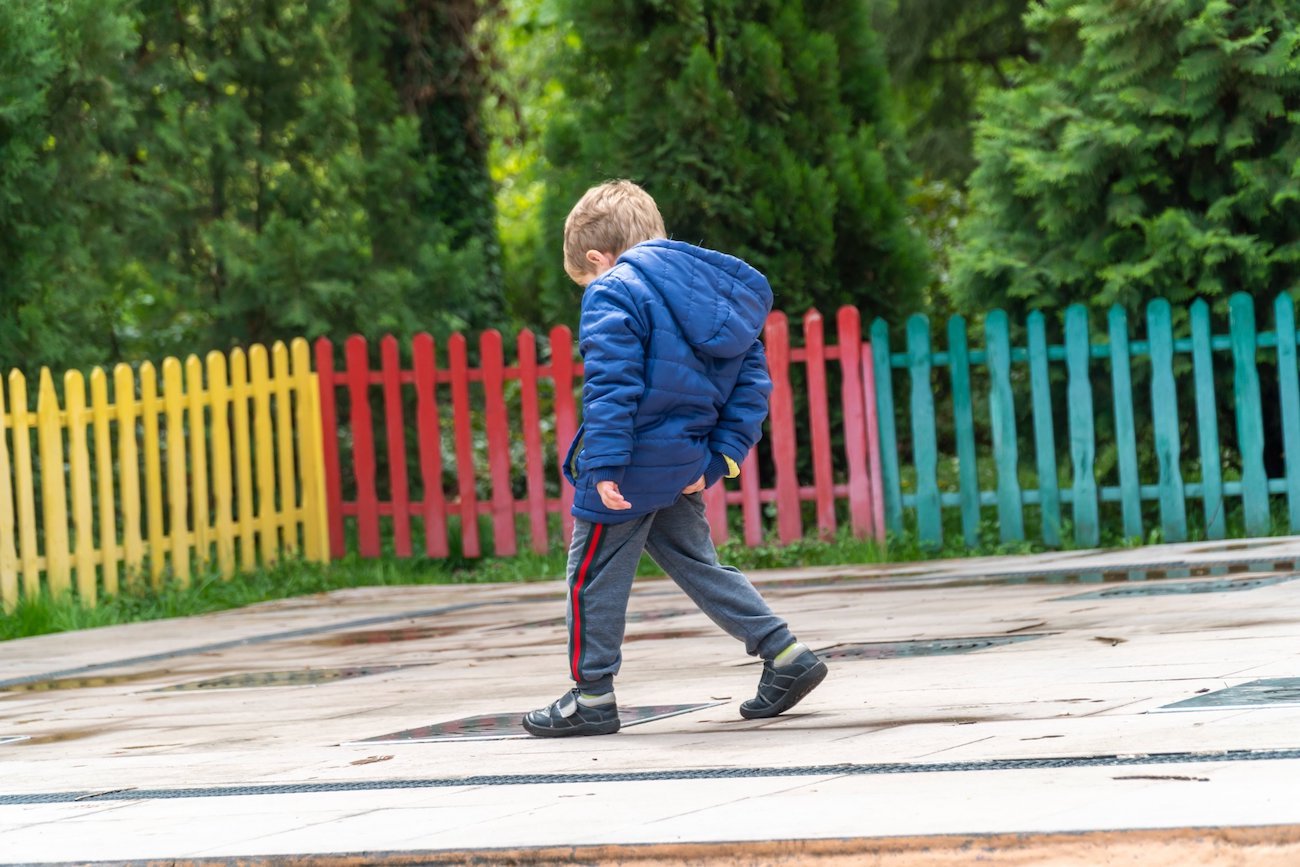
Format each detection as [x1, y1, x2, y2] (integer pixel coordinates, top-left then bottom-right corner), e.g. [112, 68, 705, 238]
[522, 180, 827, 737]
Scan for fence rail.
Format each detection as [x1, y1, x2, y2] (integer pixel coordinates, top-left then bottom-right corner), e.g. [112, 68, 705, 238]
[871, 292, 1300, 549]
[315, 306, 885, 561]
[0, 340, 329, 610]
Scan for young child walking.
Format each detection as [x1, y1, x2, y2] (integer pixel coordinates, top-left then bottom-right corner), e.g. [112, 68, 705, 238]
[522, 180, 827, 737]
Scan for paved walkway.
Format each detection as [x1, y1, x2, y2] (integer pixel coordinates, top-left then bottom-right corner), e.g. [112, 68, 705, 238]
[2, 538, 1300, 864]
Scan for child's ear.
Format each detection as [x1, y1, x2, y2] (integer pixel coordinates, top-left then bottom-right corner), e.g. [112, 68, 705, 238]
[585, 250, 617, 272]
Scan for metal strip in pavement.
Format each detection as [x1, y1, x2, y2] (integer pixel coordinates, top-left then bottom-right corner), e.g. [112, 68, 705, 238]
[5, 748, 1300, 805]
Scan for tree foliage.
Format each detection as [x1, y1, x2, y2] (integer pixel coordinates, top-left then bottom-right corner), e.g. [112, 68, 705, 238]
[533, 0, 929, 324]
[952, 0, 1300, 319]
[875, 0, 1031, 184]
[0, 0, 138, 371]
[0, 0, 502, 373]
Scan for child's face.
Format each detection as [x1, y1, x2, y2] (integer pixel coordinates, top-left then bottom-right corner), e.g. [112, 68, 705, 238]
[569, 249, 620, 287]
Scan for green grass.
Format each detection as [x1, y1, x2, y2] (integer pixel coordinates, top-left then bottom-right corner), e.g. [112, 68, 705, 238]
[0, 550, 562, 642]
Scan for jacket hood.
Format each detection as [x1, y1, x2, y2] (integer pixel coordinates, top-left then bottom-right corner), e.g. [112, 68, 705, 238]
[619, 239, 772, 359]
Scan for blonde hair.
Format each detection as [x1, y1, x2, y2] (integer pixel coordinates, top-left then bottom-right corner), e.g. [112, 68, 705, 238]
[563, 180, 667, 280]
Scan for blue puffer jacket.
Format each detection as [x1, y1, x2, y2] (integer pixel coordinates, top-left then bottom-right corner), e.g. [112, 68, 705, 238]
[563, 239, 774, 524]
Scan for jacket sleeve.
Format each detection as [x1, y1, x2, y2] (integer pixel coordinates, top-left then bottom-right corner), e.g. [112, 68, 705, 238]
[706, 339, 772, 484]
[577, 279, 647, 484]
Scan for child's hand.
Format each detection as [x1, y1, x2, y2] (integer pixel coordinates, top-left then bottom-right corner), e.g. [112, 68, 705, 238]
[682, 475, 705, 495]
[596, 480, 631, 510]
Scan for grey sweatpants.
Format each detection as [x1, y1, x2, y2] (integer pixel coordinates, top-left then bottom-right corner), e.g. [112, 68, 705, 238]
[565, 491, 796, 693]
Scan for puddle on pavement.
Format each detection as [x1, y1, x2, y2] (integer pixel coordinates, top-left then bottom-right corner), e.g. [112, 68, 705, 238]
[624, 629, 710, 643]
[815, 633, 1051, 661]
[763, 559, 1299, 595]
[0, 670, 175, 693]
[1053, 573, 1300, 601]
[17, 728, 104, 745]
[151, 665, 406, 691]
[309, 625, 465, 646]
[499, 608, 693, 631]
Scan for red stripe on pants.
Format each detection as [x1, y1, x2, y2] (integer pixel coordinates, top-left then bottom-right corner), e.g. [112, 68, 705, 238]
[570, 523, 604, 683]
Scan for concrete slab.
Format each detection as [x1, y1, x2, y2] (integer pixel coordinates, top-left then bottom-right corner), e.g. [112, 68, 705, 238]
[2, 539, 1300, 863]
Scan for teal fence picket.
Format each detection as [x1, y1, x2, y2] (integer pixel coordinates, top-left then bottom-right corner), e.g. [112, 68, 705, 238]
[871, 319, 903, 534]
[1190, 299, 1226, 540]
[1146, 299, 1186, 542]
[1275, 294, 1300, 533]
[948, 316, 980, 546]
[1065, 305, 1099, 547]
[908, 316, 941, 547]
[1027, 311, 1061, 546]
[1108, 306, 1142, 541]
[985, 310, 1024, 542]
[1229, 294, 1269, 537]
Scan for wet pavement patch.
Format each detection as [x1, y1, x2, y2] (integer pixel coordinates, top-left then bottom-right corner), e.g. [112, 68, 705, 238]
[0, 670, 175, 693]
[1052, 574, 1300, 601]
[308, 626, 464, 646]
[12, 728, 103, 746]
[1155, 678, 1300, 712]
[814, 634, 1051, 661]
[624, 629, 710, 643]
[501, 609, 693, 630]
[348, 702, 725, 744]
[151, 666, 405, 692]
[756, 561, 1300, 594]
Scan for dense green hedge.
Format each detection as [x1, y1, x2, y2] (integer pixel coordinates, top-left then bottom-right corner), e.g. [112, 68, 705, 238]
[1, 0, 501, 373]
[953, 0, 1300, 319]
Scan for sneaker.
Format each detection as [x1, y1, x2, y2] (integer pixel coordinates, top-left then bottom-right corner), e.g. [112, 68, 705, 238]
[521, 688, 621, 738]
[740, 647, 828, 719]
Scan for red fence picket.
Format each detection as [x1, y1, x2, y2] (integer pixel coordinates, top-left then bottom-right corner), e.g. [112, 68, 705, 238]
[316, 307, 884, 560]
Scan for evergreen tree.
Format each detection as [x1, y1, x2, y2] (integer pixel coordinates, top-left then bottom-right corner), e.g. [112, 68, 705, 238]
[952, 0, 1300, 319]
[534, 0, 929, 323]
[1, 0, 505, 371]
[374, 0, 505, 334]
[126, 0, 504, 353]
[0, 0, 138, 372]
[874, 0, 1032, 185]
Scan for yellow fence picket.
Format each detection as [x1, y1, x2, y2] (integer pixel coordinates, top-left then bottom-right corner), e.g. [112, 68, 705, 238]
[186, 356, 210, 570]
[208, 352, 236, 578]
[249, 346, 278, 565]
[140, 362, 165, 586]
[115, 364, 144, 586]
[292, 339, 328, 564]
[230, 349, 257, 572]
[65, 371, 97, 603]
[163, 359, 190, 584]
[273, 343, 298, 556]
[0, 376, 18, 610]
[37, 371, 71, 597]
[91, 369, 119, 595]
[9, 371, 39, 596]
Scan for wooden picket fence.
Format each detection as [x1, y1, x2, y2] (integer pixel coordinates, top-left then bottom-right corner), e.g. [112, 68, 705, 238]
[870, 292, 1300, 549]
[16, 290, 1299, 609]
[0, 340, 329, 610]
[314, 306, 885, 560]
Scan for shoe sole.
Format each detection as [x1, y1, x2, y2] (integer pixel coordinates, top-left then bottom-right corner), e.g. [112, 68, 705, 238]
[520, 717, 621, 738]
[739, 660, 828, 720]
